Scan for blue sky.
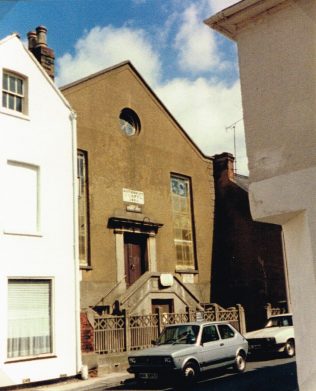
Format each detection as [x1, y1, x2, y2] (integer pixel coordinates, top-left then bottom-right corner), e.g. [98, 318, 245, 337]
[0, 0, 247, 173]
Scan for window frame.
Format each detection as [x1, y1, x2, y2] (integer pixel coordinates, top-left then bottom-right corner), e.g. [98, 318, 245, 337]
[170, 173, 197, 271]
[6, 278, 55, 362]
[201, 325, 220, 344]
[2, 69, 28, 117]
[218, 324, 235, 339]
[3, 160, 41, 236]
[77, 149, 91, 269]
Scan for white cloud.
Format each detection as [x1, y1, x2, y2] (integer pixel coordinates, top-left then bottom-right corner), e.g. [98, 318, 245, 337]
[155, 77, 247, 174]
[56, 14, 248, 174]
[56, 25, 161, 87]
[174, 3, 220, 73]
[208, 0, 240, 14]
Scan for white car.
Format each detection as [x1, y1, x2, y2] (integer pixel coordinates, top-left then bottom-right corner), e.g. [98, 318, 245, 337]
[245, 314, 295, 357]
[127, 321, 248, 384]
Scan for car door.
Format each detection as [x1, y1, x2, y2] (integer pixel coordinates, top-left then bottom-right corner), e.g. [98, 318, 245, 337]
[200, 325, 227, 370]
[217, 324, 238, 363]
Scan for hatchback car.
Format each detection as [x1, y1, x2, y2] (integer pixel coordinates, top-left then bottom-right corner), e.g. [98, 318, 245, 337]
[127, 321, 248, 383]
[245, 313, 295, 357]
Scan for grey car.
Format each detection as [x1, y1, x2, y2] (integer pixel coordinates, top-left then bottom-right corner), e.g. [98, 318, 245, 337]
[127, 321, 248, 383]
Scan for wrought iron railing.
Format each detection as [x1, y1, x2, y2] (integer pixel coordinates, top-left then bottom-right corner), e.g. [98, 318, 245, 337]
[93, 303, 246, 354]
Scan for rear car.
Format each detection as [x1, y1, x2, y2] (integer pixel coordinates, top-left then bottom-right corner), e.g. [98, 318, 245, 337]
[245, 313, 295, 357]
[127, 321, 248, 383]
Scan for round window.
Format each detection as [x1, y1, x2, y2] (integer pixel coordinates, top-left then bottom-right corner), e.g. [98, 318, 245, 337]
[119, 108, 141, 136]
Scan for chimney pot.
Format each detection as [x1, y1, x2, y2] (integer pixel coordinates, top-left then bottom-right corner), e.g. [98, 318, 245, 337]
[35, 25, 48, 47]
[27, 25, 55, 80]
[27, 31, 37, 49]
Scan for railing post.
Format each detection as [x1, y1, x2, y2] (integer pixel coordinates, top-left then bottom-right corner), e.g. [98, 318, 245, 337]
[237, 304, 246, 334]
[157, 307, 163, 334]
[124, 309, 131, 352]
[187, 306, 196, 322]
[214, 303, 220, 321]
[265, 303, 272, 319]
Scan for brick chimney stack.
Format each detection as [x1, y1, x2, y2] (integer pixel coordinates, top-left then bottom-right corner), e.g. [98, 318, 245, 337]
[27, 26, 55, 80]
[213, 152, 235, 182]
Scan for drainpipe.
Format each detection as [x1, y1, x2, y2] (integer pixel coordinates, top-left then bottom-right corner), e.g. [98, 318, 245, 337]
[281, 229, 292, 312]
[69, 110, 82, 376]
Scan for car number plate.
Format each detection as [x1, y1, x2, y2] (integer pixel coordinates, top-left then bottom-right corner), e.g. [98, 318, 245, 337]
[139, 373, 158, 379]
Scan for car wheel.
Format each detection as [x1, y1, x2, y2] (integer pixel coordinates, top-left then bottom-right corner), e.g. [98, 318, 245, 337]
[182, 361, 199, 383]
[285, 339, 295, 357]
[234, 352, 246, 373]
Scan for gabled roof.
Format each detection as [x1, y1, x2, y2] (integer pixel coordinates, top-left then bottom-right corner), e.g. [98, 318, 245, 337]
[0, 33, 74, 113]
[61, 60, 213, 162]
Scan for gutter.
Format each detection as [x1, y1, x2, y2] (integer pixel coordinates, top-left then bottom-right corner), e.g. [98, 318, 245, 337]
[204, 0, 290, 40]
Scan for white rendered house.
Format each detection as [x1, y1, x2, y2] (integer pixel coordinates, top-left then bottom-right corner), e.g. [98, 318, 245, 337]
[206, 1, 316, 389]
[0, 32, 80, 387]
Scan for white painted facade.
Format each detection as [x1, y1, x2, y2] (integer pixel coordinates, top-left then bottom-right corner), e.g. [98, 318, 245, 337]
[0, 34, 80, 387]
[206, 1, 316, 389]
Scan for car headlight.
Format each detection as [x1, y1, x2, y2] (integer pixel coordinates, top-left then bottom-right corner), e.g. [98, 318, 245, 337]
[164, 356, 173, 364]
[128, 357, 137, 364]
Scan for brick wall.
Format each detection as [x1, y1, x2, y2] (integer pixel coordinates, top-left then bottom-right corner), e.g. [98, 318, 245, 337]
[80, 311, 94, 352]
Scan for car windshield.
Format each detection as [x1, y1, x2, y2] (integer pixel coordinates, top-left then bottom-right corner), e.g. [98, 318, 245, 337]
[156, 325, 200, 345]
[265, 316, 293, 328]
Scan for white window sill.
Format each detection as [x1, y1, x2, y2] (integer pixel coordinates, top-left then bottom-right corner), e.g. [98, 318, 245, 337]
[3, 230, 42, 238]
[5, 354, 56, 364]
[0, 107, 30, 121]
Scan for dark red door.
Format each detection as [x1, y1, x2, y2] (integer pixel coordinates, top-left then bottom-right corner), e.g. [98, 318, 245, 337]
[124, 233, 147, 286]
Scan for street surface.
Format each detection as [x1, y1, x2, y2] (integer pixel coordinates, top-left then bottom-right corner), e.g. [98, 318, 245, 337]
[102, 357, 298, 391]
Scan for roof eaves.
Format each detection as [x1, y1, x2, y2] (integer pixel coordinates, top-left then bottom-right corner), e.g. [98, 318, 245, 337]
[1, 33, 74, 112]
[204, 0, 290, 40]
[14, 39, 74, 113]
[60, 60, 131, 91]
[0, 33, 19, 46]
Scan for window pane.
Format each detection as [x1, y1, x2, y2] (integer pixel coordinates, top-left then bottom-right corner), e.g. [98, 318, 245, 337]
[8, 280, 52, 358]
[2, 73, 25, 113]
[3, 73, 8, 90]
[202, 325, 219, 343]
[218, 325, 235, 339]
[9, 75, 16, 93]
[16, 96, 22, 112]
[8, 94, 14, 110]
[77, 151, 89, 266]
[171, 176, 195, 268]
[2, 92, 8, 108]
[16, 78, 23, 94]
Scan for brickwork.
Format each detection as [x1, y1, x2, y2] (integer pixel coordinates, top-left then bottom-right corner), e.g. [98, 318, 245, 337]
[81, 312, 94, 353]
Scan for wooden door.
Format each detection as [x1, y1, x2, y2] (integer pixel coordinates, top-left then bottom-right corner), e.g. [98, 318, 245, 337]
[124, 233, 147, 286]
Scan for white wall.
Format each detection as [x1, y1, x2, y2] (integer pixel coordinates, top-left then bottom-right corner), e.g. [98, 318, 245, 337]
[0, 36, 79, 386]
[234, 1, 316, 389]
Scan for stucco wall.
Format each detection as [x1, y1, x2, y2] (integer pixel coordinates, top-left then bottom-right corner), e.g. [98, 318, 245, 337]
[0, 36, 78, 386]
[237, 0, 316, 182]
[223, 1, 316, 388]
[63, 63, 214, 308]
